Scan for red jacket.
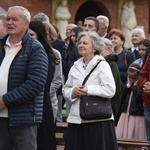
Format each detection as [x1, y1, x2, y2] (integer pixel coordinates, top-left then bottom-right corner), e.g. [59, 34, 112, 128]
[138, 54, 150, 107]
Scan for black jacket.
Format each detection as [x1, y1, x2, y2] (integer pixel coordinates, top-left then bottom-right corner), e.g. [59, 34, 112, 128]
[106, 54, 123, 121]
[51, 38, 66, 74]
[120, 83, 144, 116]
[0, 31, 48, 125]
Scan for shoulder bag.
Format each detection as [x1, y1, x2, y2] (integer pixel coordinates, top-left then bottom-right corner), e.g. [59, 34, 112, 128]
[80, 60, 113, 120]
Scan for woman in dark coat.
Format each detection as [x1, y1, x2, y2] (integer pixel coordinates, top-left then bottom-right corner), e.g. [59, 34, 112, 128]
[29, 21, 58, 150]
[101, 38, 123, 125]
[109, 28, 135, 85]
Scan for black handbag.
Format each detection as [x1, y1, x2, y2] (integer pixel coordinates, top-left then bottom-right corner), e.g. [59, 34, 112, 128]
[80, 60, 112, 120]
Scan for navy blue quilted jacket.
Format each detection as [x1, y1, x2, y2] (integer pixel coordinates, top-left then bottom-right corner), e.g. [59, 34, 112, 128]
[0, 31, 48, 126]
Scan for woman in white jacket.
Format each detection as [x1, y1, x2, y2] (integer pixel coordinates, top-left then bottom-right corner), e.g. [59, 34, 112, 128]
[63, 31, 118, 150]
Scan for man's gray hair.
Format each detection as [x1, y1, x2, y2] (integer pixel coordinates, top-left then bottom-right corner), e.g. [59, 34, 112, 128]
[33, 13, 50, 23]
[77, 31, 105, 55]
[8, 6, 31, 22]
[96, 15, 109, 28]
[132, 28, 145, 39]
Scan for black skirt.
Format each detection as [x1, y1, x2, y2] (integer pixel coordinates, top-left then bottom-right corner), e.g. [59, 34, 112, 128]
[64, 120, 118, 150]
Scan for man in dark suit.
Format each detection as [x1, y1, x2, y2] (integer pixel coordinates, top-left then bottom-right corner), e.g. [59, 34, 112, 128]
[96, 15, 109, 38]
[128, 28, 145, 59]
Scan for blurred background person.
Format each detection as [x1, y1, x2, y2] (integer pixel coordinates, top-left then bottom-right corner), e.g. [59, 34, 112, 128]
[109, 28, 135, 85]
[138, 48, 150, 149]
[0, 14, 7, 38]
[33, 15, 66, 123]
[33, 13, 64, 122]
[52, 24, 63, 40]
[67, 16, 100, 71]
[83, 16, 99, 32]
[29, 20, 57, 150]
[50, 23, 66, 122]
[134, 38, 150, 66]
[66, 26, 84, 77]
[101, 38, 123, 125]
[43, 22, 64, 123]
[33, 12, 50, 23]
[128, 28, 145, 59]
[76, 20, 83, 27]
[96, 15, 109, 38]
[143, 46, 150, 67]
[116, 63, 146, 146]
[64, 23, 77, 46]
[43, 22, 63, 122]
[109, 29, 135, 124]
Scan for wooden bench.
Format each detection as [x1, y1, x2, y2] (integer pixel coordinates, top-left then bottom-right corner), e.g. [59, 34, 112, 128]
[117, 138, 149, 149]
[57, 145, 64, 150]
[56, 122, 68, 133]
[55, 122, 149, 149]
[56, 122, 68, 129]
[56, 133, 65, 150]
[56, 132, 64, 142]
[55, 132, 149, 149]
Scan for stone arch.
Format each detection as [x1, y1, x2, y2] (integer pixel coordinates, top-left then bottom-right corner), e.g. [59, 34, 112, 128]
[75, 1, 111, 30]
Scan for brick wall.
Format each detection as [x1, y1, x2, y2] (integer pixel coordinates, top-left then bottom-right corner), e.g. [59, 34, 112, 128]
[67, 0, 118, 32]
[134, 0, 149, 37]
[0, 0, 51, 20]
[67, 0, 149, 37]
[0, 0, 149, 37]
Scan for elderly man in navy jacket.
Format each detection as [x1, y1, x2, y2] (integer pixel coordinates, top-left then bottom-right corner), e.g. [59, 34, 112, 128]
[0, 6, 48, 150]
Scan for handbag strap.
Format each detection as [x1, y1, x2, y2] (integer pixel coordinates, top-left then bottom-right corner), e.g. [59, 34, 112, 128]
[82, 59, 103, 86]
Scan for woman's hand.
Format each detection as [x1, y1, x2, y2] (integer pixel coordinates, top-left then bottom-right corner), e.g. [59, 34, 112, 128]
[126, 75, 133, 87]
[73, 85, 86, 98]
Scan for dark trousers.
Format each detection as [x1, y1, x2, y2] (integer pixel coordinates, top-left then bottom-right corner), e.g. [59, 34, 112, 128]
[0, 117, 37, 150]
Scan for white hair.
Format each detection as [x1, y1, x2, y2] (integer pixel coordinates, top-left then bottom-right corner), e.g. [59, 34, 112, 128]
[96, 15, 109, 28]
[132, 28, 145, 39]
[102, 38, 114, 53]
[8, 6, 31, 22]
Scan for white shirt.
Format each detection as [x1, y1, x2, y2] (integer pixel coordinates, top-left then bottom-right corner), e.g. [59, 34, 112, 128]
[131, 47, 139, 52]
[0, 37, 22, 117]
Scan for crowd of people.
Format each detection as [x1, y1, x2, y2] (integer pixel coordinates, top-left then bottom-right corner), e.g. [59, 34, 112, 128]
[0, 5, 150, 150]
